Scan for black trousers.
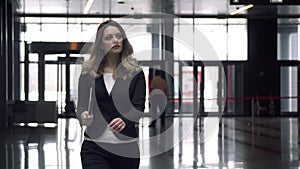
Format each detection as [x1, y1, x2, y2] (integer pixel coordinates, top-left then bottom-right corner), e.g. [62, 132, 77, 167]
[81, 140, 140, 169]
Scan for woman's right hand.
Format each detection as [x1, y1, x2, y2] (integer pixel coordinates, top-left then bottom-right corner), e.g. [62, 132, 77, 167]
[81, 111, 94, 126]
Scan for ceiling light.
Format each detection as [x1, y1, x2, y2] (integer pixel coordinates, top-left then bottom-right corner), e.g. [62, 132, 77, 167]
[83, 0, 95, 14]
[230, 4, 254, 15]
[118, 0, 125, 4]
[27, 123, 39, 127]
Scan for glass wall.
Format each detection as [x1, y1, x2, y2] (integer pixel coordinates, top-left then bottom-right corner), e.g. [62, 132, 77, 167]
[174, 18, 247, 61]
[277, 19, 300, 113]
[280, 67, 298, 112]
[19, 15, 247, 115]
[278, 19, 299, 61]
[28, 54, 38, 101]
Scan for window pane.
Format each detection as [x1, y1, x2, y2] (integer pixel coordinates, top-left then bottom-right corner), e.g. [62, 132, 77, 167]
[41, 24, 67, 42]
[228, 23, 247, 60]
[204, 66, 219, 112]
[80, 24, 99, 42]
[20, 63, 25, 100]
[29, 63, 38, 101]
[45, 54, 60, 61]
[25, 24, 41, 41]
[278, 20, 299, 61]
[129, 33, 153, 61]
[29, 53, 38, 62]
[67, 24, 83, 42]
[174, 24, 194, 60]
[45, 65, 57, 101]
[182, 66, 194, 113]
[195, 24, 227, 60]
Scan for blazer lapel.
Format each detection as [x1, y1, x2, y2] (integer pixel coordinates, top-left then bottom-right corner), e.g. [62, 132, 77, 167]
[111, 76, 134, 97]
[98, 75, 126, 97]
[110, 77, 124, 95]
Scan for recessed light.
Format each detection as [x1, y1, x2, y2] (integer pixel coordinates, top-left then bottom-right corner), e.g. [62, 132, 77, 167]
[230, 4, 254, 15]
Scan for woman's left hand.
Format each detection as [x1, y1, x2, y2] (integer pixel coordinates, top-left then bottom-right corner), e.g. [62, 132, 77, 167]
[109, 118, 126, 132]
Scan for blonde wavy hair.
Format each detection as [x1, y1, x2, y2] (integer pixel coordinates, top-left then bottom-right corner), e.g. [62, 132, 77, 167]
[81, 20, 141, 80]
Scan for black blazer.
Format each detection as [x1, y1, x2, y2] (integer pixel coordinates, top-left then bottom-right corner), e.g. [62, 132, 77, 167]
[76, 70, 146, 140]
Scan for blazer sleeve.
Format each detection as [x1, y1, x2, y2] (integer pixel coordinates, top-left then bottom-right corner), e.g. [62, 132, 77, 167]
[122, 70, 146, 124]
[76, 73, 91, 124]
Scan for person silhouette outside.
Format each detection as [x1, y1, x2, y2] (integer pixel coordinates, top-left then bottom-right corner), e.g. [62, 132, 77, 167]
[77, 20, 146, 169]
[148, 69, 168, 127]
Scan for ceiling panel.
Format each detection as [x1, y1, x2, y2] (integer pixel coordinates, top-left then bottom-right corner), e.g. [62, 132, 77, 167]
[89, 0, 153, 15]
[16, 0, 300, 17]
[41, 0, 67, 13]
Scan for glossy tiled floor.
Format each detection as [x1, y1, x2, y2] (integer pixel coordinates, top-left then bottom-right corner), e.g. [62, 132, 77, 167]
[1, 116, 299, 169]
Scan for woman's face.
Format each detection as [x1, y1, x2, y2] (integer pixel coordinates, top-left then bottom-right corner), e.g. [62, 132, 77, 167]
[101, 25, 123, 55]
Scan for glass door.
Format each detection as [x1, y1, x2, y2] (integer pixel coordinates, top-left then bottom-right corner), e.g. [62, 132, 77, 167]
[45, 54, 83, 116]
[186, 61, 227, 117]
[176, 61, 202, 117]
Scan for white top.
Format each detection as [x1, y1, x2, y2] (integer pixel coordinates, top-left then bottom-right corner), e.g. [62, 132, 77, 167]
[85, 73, 136, 143]
[103, 73, 115, 94]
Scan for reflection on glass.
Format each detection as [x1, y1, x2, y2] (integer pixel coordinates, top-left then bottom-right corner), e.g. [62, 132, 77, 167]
[182, 66, 194, 113]
[28, 149, 39, 168]
[203, 119, 219, 164]
[278, 23, 299, 61]
[204, 66, 219, 112]
[280, 66, 297, 112]
[227, 65, 235, 113]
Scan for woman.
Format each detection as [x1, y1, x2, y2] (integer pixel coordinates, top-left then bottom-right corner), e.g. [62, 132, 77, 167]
[77, 20, 146, 169]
